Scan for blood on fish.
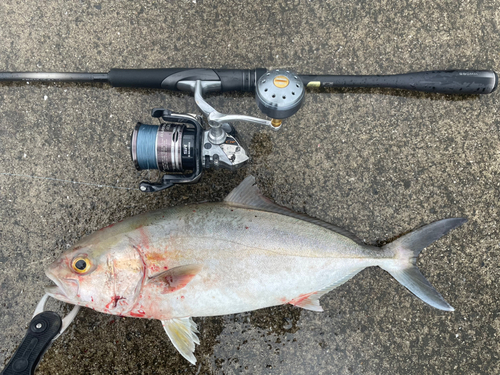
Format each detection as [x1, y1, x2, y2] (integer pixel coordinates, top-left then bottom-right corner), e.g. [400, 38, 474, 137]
[100, 223, 115, 231]
[105, 295, 126, 309]
[289, 291, 317, 306]
[129, 310, 146, 318]
[150, 264, 161, 273]
[138, 227, 150, 250]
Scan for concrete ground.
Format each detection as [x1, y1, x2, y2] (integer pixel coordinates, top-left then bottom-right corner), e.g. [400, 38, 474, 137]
[1, 0, 499, 374]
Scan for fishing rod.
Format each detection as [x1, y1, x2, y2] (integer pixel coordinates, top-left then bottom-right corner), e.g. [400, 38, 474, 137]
[1, 68, 497, 192]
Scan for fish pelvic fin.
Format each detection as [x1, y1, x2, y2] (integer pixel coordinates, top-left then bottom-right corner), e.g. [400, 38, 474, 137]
[162, 317, 200, 365]
[380, 218, 467, 311]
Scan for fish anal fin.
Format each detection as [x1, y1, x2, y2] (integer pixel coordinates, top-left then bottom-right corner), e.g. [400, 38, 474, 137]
[289, 292, 323, 312]
[289, 267, 365, 312]
[162, 317, 199, 365]
[149, 264, 202, 294]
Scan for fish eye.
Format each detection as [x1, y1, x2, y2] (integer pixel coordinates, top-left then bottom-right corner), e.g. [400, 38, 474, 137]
[72, 257, 91, 274]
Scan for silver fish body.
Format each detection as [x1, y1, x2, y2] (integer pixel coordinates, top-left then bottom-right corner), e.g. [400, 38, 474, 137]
[46, 176, 466, 364]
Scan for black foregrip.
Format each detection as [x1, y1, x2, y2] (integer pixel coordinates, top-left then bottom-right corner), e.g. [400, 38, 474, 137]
[215, 69, 267, 92]
[1, 312, 62, 375]
[108, 68, 196, 89]
[108, 68, 267, 92]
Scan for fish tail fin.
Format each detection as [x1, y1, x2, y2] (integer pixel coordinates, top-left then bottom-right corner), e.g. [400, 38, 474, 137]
[379, 218, 467, 311]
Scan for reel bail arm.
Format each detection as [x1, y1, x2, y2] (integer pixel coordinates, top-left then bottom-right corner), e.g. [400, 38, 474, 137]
[133, 78, 289, 193]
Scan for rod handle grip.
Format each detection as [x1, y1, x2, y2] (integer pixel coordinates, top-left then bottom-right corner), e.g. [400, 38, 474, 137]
[390, 70, 497, 94]
[300, 70, 498, 94]
[108, 68, 267, 92]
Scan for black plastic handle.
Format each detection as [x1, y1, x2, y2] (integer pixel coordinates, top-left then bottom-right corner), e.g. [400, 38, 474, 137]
[299, 70, 498, 94]
[108, 68, 267, 92]
[1, 312, 62, 375]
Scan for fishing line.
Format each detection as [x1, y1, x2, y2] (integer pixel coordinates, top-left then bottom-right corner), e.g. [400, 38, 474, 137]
[134, 124, 158, 170]
[0, 172, 139, 190]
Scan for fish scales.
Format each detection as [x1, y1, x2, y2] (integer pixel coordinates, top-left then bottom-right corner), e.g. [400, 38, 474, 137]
[45, 176, 466, 364]
[130, 205, 379, 315]
[63, 204, 378, 318]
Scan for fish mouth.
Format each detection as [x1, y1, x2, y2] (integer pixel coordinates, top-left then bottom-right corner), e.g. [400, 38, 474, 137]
[44, 281, 62, 295]
[44, 279, 67, 298]
[44, 283, 67, 298]
[44, 272, 79, 301]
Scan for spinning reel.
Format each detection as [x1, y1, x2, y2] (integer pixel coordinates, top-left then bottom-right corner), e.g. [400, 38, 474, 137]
[0, 67, 496, 192]
[130, 70, 305, 192]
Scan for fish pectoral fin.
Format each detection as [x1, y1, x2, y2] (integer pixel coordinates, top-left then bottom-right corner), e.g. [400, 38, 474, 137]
[162, 317, 200, 365]
[148, 264, 203, 294]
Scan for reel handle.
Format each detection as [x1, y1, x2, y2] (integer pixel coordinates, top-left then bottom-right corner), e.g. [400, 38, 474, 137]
[299, 70, 498, 94]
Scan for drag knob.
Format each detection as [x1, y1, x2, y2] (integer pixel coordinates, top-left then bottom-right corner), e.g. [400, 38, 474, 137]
[256, 69, 305, 128]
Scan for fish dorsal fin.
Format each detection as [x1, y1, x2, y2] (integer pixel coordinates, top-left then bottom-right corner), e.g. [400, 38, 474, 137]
[224, 175, 277, 210]
[224, 176, 364, 245]
[148, 264, 203, 294]
[162, 317, 200, 364]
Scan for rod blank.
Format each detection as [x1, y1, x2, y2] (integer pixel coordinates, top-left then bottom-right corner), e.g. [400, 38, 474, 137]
[0, 72, 108, 82]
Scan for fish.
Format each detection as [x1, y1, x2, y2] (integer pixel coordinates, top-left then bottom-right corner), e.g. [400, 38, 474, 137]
[45, 176, 466, 364]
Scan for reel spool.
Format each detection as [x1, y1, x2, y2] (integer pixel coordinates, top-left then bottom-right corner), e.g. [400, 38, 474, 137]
[129, 74, 305, 192]
[130, 108, 249, 192]
[131, 123, 196, 172]
[130, 110, 203, 192]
